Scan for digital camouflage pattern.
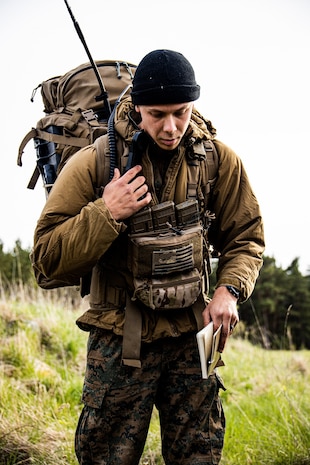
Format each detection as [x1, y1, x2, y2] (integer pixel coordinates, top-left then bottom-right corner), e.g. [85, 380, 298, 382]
[75, 329, 226, 465]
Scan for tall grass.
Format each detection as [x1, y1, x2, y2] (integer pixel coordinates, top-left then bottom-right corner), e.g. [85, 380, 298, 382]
[220, 337, 310, 465]
[0, 287, 309, 464]
[0, 287, 86, 465]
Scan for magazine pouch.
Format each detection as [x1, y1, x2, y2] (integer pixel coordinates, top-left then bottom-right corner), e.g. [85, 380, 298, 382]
[128, 219, 204, 310]
[133, 269, 202, 310]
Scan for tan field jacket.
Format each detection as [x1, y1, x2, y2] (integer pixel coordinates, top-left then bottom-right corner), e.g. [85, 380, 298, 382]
[31, 100, 265, 342]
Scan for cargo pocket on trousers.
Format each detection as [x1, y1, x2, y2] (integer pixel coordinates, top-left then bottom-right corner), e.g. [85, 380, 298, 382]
[81, 358, 109, 409]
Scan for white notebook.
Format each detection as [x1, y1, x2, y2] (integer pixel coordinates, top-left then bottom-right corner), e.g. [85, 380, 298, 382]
[196, 322, 222, 379]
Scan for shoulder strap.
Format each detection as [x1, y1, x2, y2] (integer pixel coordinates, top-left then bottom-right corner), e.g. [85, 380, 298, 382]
[94, 135, 111, 197]
[203, 139, 219, 196]
[186, 139, 219, 205]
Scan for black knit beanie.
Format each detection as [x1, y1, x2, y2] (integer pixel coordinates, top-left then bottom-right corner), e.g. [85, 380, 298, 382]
[131, 49, 200, 105]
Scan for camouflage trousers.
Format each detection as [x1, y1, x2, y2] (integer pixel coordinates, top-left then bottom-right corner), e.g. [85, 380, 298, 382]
[75, 328, 226, 465]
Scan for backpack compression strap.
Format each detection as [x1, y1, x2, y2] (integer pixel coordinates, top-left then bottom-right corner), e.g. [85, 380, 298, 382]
[17, 128, 89, 168]
[17, 128, 90, 190]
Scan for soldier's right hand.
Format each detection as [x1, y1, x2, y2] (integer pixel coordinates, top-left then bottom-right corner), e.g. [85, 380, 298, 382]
[102, 165, 152, 221]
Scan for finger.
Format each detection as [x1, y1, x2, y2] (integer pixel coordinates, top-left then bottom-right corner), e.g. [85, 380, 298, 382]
[124, 164, 143, 182]
[137, 192, 152, 208]
[218, 327, 229, 353]
[229, 320, 238, 333]
[135, 184, 149, 200]
[111, 168, 121, 181]
[131, 175, 148, 193]
[229, 312, 239, 333]
[202, 305, 211, 327]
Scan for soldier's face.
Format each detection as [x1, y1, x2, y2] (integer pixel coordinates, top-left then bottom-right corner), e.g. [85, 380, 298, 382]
[135, 102, 193, 151]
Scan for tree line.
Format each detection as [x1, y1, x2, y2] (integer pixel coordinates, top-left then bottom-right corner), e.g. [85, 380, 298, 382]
[1, 240, 310, 350]
[210, 256, 310, 350]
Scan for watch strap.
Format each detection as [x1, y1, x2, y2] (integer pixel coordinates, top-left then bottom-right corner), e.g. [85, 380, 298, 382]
[226, 285, 240, 299]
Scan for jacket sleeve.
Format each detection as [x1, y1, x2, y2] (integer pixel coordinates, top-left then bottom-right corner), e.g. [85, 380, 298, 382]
[208, 140, 265, 302]
[30, 143, 126, 284]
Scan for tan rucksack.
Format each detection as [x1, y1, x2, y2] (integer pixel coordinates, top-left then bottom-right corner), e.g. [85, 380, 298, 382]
[17, 60, 137, 196]
[18, 59, 219, 293]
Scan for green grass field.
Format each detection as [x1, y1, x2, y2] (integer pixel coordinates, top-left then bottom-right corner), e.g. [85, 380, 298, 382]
[0, 292, 309, 464]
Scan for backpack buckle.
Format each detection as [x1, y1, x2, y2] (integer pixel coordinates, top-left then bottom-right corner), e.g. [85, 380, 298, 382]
[81, 109, 98, 123]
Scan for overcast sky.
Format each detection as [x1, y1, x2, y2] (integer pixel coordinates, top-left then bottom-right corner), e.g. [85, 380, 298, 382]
[0, 0, 309, 274]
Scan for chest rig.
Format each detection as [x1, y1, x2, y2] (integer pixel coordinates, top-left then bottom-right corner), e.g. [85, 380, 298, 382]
[128, 199, 203, 310]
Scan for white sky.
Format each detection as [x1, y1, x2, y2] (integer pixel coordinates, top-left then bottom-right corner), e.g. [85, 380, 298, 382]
[0, 0, 309, 273]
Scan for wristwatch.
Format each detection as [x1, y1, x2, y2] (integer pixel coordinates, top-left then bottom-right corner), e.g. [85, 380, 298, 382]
[226, 285, 240, 300]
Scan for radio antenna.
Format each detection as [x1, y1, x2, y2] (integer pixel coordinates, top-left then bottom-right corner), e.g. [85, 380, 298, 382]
[63, 0, 111, 116]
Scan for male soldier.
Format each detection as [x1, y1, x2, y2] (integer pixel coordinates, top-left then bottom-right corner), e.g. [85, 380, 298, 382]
[31, 49, 265, 464]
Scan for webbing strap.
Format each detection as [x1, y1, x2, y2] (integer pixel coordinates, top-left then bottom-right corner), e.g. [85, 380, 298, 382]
[122, 292, 206, 368]
[27, 167, 40, 190]
[17, 129, 37, 166]
[122, 294, 142, 368]
[187, 159, 200, 199]
[17, 128, 90, 168]
[35, 129, 89, 147]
